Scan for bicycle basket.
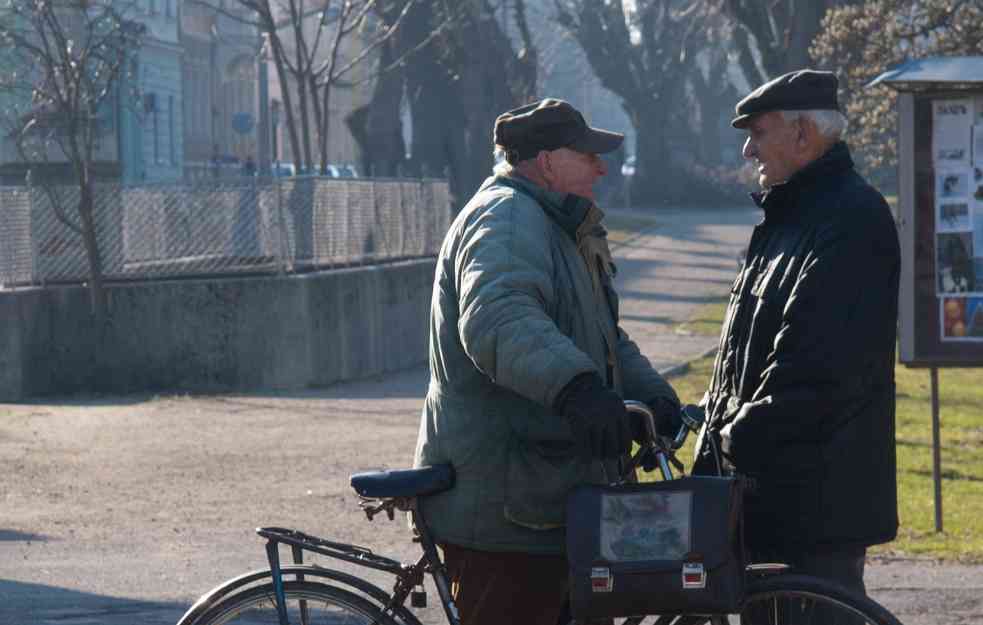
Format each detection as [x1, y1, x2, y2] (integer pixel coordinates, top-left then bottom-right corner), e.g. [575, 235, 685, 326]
[566, 476, 746, 619]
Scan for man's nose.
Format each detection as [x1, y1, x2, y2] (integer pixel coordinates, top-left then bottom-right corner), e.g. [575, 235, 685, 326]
[742, 137, 755, 160]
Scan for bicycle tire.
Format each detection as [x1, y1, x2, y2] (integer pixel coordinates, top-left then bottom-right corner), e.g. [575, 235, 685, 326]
[190, 580, 402, 625]
[739, 574, 904, 625]
[612, 574, 903, 625]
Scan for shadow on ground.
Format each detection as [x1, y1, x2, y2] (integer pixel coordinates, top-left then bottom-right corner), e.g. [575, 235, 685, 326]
[0, 580, 188, 625]
[0, 530, 48, 542]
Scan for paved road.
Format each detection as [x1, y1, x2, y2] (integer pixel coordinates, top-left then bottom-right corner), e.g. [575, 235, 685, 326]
[2, 206, 980, 624]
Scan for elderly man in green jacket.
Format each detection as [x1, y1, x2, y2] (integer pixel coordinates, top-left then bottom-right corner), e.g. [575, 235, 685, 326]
[414, 98, 682, 625]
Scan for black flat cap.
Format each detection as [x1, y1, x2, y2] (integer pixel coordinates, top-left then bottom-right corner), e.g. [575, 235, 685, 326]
[494, 98, 623, 161]
[732, 70, 840, 129]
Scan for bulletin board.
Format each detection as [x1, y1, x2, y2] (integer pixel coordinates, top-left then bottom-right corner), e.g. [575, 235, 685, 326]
[902, 91, 983, 365]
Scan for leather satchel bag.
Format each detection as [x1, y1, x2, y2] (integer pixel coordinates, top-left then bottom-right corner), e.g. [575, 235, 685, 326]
[566, 475, 746, 619]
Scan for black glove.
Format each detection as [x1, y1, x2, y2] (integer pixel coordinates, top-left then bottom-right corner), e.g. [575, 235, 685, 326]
[556, 373, 631, 460]
[646, 396, 683, 438]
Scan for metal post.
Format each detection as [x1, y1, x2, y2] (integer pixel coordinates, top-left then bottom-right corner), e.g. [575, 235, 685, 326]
[930, 366, 943, 533]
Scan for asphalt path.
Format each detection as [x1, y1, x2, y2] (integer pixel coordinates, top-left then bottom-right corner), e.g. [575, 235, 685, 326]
[2, 206, 980, 624]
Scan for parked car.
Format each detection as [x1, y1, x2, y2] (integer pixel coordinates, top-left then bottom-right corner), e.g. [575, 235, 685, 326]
[272, 162, 296, 177]
[323, 163, 359, 178]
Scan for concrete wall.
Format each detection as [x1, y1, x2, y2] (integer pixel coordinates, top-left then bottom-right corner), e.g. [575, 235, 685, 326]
[0, 259, 435, 401]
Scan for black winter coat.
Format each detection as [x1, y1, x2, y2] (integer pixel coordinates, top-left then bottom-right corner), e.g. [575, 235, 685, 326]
[703, 142, 900, 552]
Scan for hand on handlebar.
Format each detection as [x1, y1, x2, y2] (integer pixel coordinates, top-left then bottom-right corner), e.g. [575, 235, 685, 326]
[558, 373, 632, 460]
[643, 397, 684, 440]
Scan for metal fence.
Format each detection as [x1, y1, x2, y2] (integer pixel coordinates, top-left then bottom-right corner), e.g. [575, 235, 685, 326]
[0, 176, 453, 287]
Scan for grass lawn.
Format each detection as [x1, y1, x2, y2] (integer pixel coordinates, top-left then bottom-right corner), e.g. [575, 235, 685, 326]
[661, 301, 983, 562]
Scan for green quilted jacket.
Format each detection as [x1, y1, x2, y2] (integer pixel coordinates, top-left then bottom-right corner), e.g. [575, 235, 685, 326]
[414, 174, 678, 554]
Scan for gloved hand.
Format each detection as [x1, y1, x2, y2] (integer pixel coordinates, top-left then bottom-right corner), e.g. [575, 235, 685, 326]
[556, 373, 631, 460]
[646, 396, 684, 439]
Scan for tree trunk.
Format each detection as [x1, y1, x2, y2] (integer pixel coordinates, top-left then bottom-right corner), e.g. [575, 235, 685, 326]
[269, 34, 305, 171]
[783, 0, 829, 73]
[78, 183, 107, 320]
[347, 39, 405, 177]
[295, 72, 313, 172]
[376, 0, 535, 205]
[315, 77, 328, 175]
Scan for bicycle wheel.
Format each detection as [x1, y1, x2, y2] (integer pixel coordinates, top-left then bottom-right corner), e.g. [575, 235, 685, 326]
[737, 574, 903, 625]
[191, 580, 401, 625]
[612, 574, 903, 625]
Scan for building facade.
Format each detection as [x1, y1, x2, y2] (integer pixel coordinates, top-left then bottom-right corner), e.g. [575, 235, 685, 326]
[0, 0, 262, 184]
[119, 0, 184, 183]
[180, 2, 260, 180]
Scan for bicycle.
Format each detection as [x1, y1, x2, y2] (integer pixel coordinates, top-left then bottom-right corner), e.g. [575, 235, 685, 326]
[176, 402, 905, 625]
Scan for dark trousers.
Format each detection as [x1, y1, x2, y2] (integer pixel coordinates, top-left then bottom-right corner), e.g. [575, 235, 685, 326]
[441, 542, 570, 625]
[742, 546, 867, 625]
[440, 543, 611, 625]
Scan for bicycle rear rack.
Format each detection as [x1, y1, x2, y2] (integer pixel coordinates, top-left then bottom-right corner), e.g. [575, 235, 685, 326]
[257, 526, 405, 574]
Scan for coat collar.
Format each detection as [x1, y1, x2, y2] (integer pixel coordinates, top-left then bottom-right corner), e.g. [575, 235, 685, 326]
[484, 173, 594, 241]
[750, 141, 854, 221]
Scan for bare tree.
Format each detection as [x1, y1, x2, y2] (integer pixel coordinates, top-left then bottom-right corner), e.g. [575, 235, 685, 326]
[812, 0, 983, 174]
[352, 0, 537, 203]
[192, 0, 421, 175]
[0, 0, 144, 319]
[721, 0, 860, 87]
[553, 0, 724, 205]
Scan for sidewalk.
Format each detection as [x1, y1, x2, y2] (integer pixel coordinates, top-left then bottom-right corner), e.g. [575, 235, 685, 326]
[607, 206, 756, 373]
[1, 205, 980, 624]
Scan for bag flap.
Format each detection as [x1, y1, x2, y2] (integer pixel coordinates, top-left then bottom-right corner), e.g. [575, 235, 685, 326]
[566, 476, 742, 572]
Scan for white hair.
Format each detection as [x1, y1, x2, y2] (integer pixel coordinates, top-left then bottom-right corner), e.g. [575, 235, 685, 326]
[493, 146, 514, 176]
[781, 109, 848, 140]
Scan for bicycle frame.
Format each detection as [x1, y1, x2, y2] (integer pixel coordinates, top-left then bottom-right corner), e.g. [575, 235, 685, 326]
[194, 401, 692, 625]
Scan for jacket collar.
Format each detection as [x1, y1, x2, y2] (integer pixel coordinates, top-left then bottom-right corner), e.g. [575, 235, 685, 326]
[750, 141, 854, 220]
[485, 173, 593, 241]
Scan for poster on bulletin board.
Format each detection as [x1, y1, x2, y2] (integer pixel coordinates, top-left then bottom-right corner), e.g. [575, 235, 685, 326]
[928, 97, 983, 345]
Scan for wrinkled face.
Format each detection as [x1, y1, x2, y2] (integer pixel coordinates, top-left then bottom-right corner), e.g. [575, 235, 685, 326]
[542, 147, 607, 200]
[742, 112, 801, 189]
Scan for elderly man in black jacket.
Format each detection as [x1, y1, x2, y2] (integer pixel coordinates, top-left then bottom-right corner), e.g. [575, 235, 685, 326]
[699, 70, 900, 602]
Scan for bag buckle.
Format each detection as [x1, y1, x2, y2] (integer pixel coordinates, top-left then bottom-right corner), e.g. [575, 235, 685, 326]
[682, 562, 706, 589]
[590, 567, 613, 593]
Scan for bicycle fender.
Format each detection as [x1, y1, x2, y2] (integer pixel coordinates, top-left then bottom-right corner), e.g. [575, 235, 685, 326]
[175, 565, 425, 625]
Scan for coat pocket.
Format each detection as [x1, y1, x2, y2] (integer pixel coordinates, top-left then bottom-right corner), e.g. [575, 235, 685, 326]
[504, 436, 593, 530]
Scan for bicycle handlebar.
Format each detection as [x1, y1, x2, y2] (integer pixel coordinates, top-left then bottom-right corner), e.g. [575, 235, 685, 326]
[621, 401, 706, 482]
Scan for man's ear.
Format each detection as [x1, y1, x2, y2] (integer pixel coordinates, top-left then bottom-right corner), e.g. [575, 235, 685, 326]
[797, 115, 820, 150]
[535, 150, 555, 186]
